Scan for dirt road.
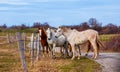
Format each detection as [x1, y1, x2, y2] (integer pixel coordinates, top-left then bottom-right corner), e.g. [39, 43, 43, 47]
[87, 53, 120, 72]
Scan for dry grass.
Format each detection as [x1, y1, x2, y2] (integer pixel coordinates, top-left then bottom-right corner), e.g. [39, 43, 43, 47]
[0, 44, 101, 72]
[100, 34, 120, 41]
[0, 34, 101, 72]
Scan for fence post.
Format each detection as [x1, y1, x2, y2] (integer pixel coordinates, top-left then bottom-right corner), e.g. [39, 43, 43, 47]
[30, 33, 34, 66]
[7, 33, 11, 48]
[23, 32, 26, 51]
[16, 32, 27, 72]
[36, 33, 41, 60]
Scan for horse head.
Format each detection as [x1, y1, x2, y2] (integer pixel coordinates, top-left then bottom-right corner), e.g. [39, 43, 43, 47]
[36, 27, 47, 39]
[46, 28, 53, 40]
[55, 26, 64, 38]
[38, 27, 43, 36]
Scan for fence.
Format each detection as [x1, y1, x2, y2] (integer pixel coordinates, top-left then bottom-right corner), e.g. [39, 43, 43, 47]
[0, 32, 41, 72]
[30, 33, 41, 66]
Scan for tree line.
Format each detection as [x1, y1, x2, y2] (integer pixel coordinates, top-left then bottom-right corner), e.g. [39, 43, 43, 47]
[0, 18, 120, 34]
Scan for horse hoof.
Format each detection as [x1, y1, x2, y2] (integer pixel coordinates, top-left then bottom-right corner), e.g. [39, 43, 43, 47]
[94, 57, 97, 60]
[36, 57, 40, 61]
[52, 55, 56, 59]
[67, 55, 70, 58]
[92, 57, 97, 60]
[78, 57, 80, 60]
[71, 58, 74, 60]
[64, 55, 69, 59]
[71, 57, 75, 60]
[60, 55, 63, 58]
[92, 56, 94, 59]
[85, 54, 88, 56]
[42, 54, 45, 57]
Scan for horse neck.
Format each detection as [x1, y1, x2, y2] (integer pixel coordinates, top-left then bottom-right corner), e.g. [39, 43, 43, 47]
[51, 30, 56, 38]
[41, 29, 47, 38]
[63, 29, 73, 37]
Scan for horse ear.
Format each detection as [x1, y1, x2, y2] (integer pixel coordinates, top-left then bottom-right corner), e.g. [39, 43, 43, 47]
[58, 26, 62, 29]
[71, 27, 73, 30]
[54, 29, 56, 32]
[47, 27, 49, 30]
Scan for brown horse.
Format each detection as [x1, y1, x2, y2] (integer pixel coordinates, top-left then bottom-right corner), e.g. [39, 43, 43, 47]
[37, 27, 50, 56]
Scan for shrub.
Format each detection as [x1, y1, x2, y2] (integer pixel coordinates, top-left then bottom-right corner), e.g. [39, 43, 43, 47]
[105, 36, 120, 52]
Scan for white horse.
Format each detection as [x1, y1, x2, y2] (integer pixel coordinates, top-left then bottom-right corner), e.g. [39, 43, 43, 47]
[55, 27, 104, 60]
[46, 28, 69, 58]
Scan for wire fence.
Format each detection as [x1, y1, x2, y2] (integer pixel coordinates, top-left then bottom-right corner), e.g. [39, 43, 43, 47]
[0, 32, 41, 72]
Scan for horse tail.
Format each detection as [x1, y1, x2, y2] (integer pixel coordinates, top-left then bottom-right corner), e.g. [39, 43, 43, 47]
[96, 35, 105, 49]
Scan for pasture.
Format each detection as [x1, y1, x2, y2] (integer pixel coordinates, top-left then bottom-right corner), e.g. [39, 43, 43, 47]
[0, 32, 102, 72]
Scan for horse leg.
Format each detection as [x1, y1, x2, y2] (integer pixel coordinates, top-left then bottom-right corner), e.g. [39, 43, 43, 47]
[75, 45, 81, 59]
[71, 44, 76, 60]
[45, 45, 50, 57]
[60, 47, 64, 57]
[42, 46, 45, 57]
[85, 41, 91, 56]
[49, 45, 53, 58]
[77, 45, 81, 55]
[96, 41, 100, 56]
[48, 44, 51, 52]
[76, 45, 81, 59]
[52, 44, 56, 59]
[90, 41, 98, 59]
[46, 45, 49, 54]
[48, 44, 52, 57]
[63, 42, 69, 58]
[69, 44, 72, 57]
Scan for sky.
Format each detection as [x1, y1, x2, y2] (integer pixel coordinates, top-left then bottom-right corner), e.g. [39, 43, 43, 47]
[0, 0, 120, 27]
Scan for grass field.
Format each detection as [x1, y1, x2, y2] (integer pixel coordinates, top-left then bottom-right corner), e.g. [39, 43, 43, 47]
[0, 35, 102, 72]
[0, 47, 101, 72]
[100, 34, 120, 41]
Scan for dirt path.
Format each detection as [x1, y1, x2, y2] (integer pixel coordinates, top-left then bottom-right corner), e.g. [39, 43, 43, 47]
[86, 53, 120, 72]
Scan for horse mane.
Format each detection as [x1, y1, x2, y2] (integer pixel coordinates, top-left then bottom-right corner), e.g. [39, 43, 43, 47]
[39, 27, 47, 39]
[61, 27, 72, 32]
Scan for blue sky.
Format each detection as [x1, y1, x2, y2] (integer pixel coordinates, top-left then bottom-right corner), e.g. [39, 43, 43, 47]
[0, 0, 120, 27]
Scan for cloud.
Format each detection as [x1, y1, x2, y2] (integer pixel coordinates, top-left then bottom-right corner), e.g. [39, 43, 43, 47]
[0, 7, 10, 10]
[0, 0, 29, 5]
[18, 0, 81, 3]
[0, 7, 27, 11]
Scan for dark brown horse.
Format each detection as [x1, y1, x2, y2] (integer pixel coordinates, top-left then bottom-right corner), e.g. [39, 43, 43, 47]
[37, 27, 50, 56]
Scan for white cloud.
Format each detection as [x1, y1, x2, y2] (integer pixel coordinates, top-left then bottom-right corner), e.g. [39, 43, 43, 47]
[83, 5, 120, 10]
[0, 7, 10, 10]
[0, 6, 27, 11]
[22, 0, 80, 3]
[0, 0, 29, 5]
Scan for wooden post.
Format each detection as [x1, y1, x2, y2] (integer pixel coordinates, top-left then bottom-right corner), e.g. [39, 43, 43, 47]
[16, 32, 27, 72]
[30, 33, 34, 66]
[36, 33, 41, 60]
[7, 33, 11, 48]
[23, 33, 26, 51]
